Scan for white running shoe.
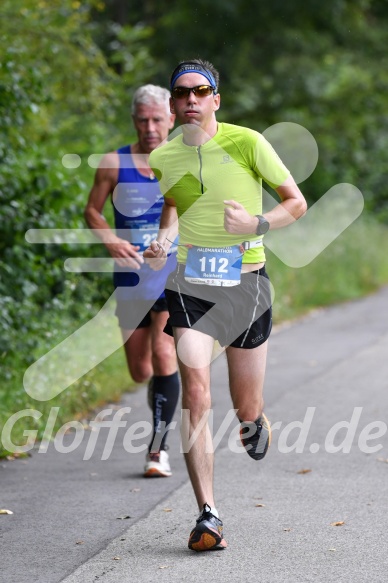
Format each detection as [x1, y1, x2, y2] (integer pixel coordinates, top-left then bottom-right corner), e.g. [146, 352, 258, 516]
[144, 450, 172, 478]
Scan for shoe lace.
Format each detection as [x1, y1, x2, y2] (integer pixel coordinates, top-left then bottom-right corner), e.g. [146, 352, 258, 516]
[197, 503, 213, 523]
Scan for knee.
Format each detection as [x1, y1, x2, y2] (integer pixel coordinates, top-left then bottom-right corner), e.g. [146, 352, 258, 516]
[182, 383, 211, 420]
[152, 340, 177, 373]
[153, 343, 175, 364]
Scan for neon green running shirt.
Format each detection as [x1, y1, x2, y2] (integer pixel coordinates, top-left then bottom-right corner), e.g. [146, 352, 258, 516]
[149, 122, 290, 264]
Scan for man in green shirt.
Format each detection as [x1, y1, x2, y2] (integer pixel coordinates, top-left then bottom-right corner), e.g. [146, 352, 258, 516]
[144, 59, 307, 551]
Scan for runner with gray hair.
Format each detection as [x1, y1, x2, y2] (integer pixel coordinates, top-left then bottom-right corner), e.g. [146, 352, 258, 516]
[131, 84, 171, 116]
[84, 85, 180, 478]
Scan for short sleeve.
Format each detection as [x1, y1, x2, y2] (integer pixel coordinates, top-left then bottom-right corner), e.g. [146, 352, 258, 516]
[251, 133, 290, 189]
[149, 149, 168, 196]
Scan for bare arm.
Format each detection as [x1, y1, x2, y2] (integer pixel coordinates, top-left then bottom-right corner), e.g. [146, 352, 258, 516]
[84, 152, 143, 268]
[224, 175, 307, 235]
[143, 197, 178, 269]
[264, 175, 307, 229]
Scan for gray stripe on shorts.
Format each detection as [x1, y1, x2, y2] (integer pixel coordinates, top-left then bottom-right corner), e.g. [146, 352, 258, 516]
[239, 271, 260, 347]
[174, 263, 192, 328]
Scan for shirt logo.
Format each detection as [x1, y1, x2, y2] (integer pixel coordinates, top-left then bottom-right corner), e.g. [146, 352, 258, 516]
[220, 154, 233, 164]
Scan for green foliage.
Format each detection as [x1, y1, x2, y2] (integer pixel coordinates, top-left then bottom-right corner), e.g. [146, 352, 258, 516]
[0, 0, 133, 410]
[269, 216, 388, 323]
[0, 0, 115, 149]
[0, 336, 130, 458]
[104, 0, 388, 217]
[0, 1, 157, 458]
[0, 1, 153, 336]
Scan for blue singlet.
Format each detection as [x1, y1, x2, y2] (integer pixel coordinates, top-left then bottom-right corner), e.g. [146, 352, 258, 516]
[113, 145, 177, 301]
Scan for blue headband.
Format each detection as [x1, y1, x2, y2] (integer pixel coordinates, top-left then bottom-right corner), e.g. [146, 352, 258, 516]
[170, 62, 217, 92]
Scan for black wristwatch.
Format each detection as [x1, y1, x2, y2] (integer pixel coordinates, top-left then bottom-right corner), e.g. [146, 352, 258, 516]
[255, 215, 270, 235]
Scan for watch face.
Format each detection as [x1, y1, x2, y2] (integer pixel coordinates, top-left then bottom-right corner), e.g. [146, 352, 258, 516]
[256, 216, 269, 235]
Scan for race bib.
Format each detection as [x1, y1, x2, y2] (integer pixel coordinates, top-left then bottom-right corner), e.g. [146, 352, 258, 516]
[184, 245, 243, 286]
[128, 226, 158, 252]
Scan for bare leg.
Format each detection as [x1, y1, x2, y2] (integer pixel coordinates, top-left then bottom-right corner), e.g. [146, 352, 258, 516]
[226, 341, 268, 422]
[121, 311, 177, 382]
[121, 327, 152, 382]
[149, 310, 177, 375]
[174, 327, 215, 509]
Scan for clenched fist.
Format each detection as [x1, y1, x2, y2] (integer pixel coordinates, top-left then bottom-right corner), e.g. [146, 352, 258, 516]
[223, 199, 257, 235]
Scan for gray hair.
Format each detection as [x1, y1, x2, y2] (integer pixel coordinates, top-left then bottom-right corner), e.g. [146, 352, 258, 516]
[131, 84, 171, 116]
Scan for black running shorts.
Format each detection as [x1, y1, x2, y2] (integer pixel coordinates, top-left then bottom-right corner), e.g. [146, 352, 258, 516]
[164, 265, 272, 348]
[115, 296, 168, 330]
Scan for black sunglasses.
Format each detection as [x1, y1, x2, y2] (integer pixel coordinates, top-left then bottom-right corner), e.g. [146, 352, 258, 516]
[171, 85, 215, 99]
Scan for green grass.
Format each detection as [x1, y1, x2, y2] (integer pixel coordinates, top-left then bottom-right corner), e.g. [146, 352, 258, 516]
[269, 215, 388, 322]
[1, 213, 388, 457]
[0, 346, 132, 457]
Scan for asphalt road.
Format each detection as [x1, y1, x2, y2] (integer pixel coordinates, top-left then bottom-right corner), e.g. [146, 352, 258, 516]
[1, 286, 388, 583]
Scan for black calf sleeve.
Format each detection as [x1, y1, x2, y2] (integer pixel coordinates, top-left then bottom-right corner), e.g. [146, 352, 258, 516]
[149, 372, 180, 452]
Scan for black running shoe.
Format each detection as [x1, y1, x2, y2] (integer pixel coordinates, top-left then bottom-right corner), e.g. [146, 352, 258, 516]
[240, 413, 271, 461]
[188, 503, 227, 552]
